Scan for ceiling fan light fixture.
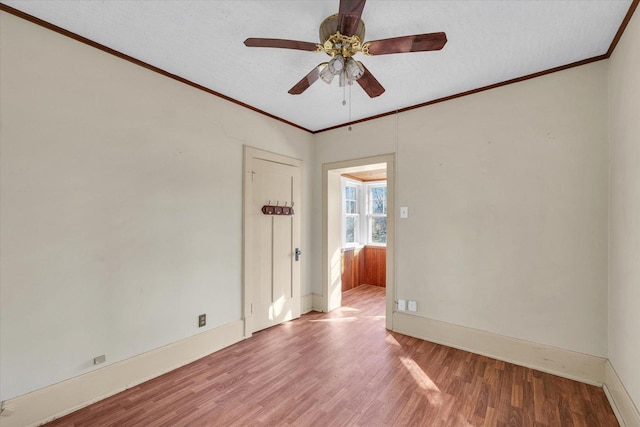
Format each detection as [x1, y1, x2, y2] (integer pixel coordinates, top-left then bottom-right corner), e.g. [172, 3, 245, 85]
[346, 58, 364, 80]
[319, 64, 335, 84]
[328, 54, 345, 75]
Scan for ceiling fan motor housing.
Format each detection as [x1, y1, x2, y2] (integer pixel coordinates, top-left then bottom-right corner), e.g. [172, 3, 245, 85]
[319, 14, 366, 58]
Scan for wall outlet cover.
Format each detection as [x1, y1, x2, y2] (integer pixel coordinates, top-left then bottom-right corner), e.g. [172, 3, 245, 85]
[198, 314, 206, 327]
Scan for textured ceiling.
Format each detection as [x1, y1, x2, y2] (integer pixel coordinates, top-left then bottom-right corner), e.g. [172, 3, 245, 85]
[2, 1, 634, 132]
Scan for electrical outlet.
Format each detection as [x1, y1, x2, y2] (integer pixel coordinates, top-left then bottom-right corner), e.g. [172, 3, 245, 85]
[93, 354, 106, 365]
[400, 206, 409, 218]
[198, 314, 206, 327]
[397, 299, 407, 311]
[408, 300, 417, 312]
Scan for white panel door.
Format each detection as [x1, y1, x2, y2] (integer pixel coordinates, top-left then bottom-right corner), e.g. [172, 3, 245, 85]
[248, 154, 301, 333]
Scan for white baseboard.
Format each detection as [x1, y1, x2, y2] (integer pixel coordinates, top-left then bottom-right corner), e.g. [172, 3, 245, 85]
[603, 360, 640, 427]
[302, 294, 313, 313]
[0, 320, 244, 427]
[392, 312, 606, 385]
[4, 313, 629, 427]
[302, 293, 324, 313]
[312, 293, 324, 312]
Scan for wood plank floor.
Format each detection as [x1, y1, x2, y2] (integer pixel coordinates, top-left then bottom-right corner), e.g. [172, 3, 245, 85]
[46, 285, 618, 426]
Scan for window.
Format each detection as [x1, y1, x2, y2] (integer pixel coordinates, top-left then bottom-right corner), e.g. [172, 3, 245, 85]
[343, 181, 360, 245]
[341, 177, 387, 247]
[367, 183, 387, 244]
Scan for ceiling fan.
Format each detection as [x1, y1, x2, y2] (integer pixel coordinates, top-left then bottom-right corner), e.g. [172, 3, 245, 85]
[244, 0, 447, 98]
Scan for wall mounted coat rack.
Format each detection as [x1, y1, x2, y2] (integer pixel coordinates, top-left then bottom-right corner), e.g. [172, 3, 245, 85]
[262, 201, 294, 216]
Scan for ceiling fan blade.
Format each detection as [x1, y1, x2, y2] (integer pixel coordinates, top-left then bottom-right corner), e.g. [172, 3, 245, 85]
[338, 0, 367, 36]
[288, 64, 325, 95]
[356, 65, 385, 98]
[244, 38, 319, 52]
[366, 32, 447, 55]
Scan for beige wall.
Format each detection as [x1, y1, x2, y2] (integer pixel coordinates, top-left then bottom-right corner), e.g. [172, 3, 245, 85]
[608, 10, 640, 408]
[315, 61, 610, 357]
[2, 4, 635, 414]
[0, 12, 314, 401]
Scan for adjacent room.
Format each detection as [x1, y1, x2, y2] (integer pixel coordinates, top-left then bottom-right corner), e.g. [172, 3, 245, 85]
[1, 1, 638, 426]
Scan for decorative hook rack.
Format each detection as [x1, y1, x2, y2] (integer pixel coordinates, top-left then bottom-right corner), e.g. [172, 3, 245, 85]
[262, 201, 294, 216]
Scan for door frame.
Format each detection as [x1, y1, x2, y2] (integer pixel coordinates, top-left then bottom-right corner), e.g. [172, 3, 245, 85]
[322, 154, 395, 330]
[243, 145, 303, 338]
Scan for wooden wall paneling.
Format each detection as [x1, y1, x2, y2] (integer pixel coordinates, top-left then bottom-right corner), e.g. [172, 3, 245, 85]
[341, 249, 353, 292]
[363, 246, 386, 287]
[357, 247, 365, 287]
[341, 248, 363, 291]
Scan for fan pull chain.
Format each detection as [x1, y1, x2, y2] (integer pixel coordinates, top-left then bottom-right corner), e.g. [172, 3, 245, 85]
[348, 84, 353, 131]
[342, 83, 352, 131]
[342, 83, 346, 106]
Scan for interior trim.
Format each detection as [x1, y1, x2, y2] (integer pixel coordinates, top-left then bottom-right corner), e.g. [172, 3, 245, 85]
[603, 360, 640, 427]
[302, 294, 314, 314]
[315, 56, 606, 133]
[311, 293, 325, 312]
[394, 312, 640, 425]
[392, 311, 607, 386]
[302, 293, 324, 313]
[0, 3, 313, 135]
[322, 154, 396, 329]
[1, 0, 638, 135]
[0, 320, 244, 427]
[300, 293, 323, 314]
[606, 0, 640, 57]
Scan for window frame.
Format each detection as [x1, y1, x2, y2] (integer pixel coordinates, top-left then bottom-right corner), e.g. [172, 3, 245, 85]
[365, 181, 387, 246]
[341, 178, 363, 248]
[341, 177, 387, 248]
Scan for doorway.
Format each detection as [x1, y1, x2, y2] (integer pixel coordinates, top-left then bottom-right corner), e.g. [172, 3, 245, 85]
[322, 154, 395, 330]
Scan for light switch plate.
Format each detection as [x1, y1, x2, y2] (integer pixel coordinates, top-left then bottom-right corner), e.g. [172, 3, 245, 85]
[400, 207, 409, 218]
[397, 299, 407, 311]
[408, 300, 417, 312]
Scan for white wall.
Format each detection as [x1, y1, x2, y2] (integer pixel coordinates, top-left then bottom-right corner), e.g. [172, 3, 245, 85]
[608, 10, 640, 409]
[0, 12, 313, 401]
[314, 61, 609, 357]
